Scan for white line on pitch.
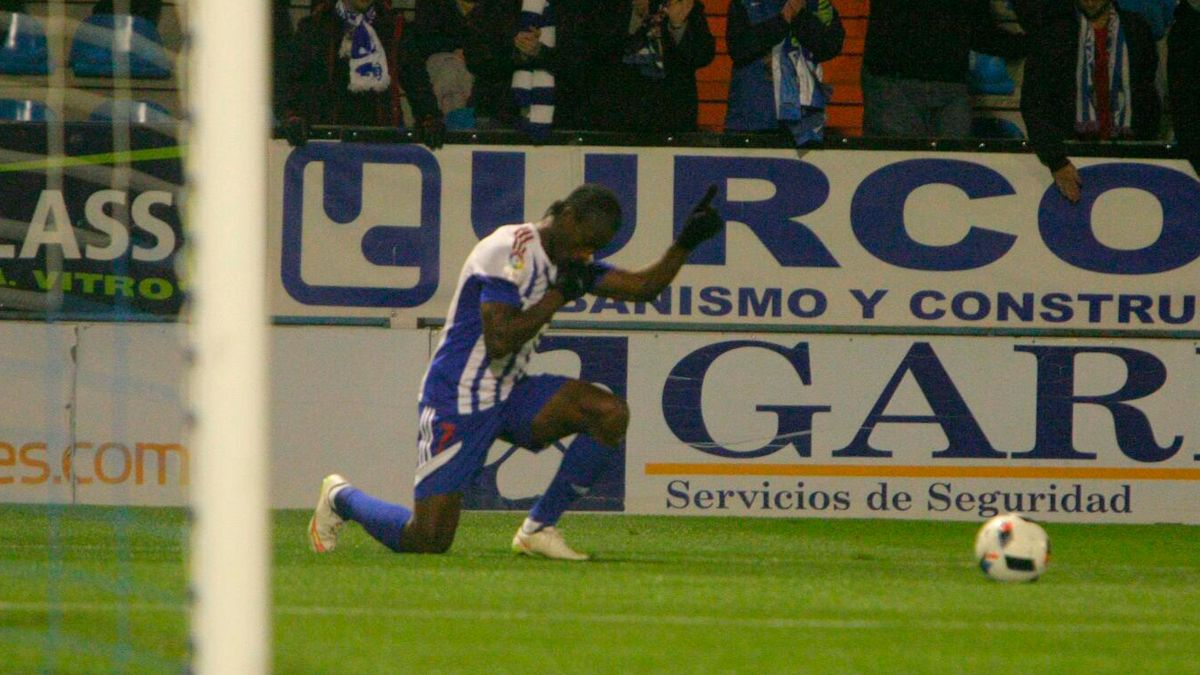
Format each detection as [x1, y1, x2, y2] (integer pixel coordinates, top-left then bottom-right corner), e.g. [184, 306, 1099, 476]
[2, 601, 1198, 634]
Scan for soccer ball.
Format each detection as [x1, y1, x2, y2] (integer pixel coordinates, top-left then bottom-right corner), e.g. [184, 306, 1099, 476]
[974, 513, 1050, 582]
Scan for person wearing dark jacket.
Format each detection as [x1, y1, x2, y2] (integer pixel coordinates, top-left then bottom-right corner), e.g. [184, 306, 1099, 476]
[280, 0, 405, 134]
[614, 0, 715, 133]
[725, 0, 843, 144]
[563, 0, 713, 133]
[399, 0, 531, 129]
[862, 0, 1026, 138]
[1019, 0, 1161, 202]
[1168, 0, 1200, 174]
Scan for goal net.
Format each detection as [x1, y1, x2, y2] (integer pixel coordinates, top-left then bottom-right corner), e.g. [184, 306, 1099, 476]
[0, 0, 269, 671]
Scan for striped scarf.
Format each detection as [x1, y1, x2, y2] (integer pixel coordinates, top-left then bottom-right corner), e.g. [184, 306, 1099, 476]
[511, 0, 556, 139]
[762, 0, 832, 145]
[1075, 8, 1132, 138]
[335, 0, 390, 93]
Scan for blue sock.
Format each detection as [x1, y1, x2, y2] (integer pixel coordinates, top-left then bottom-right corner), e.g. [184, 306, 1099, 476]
[333, 487, 412, 552]
[528, 439, 616, 527]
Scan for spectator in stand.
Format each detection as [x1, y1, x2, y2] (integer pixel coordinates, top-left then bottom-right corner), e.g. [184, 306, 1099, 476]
[400, 0, 539, 132]
[1019, 0, 1161, 202]
[551, 0, 712, 133]
[725, 0, 843, 145]
[1168, 0, 1199, 173]
[612, 0, 715, 133]
[862, 0, 1026, 138]
[92, 0, 161, 22]
[280, 0, 409, 145]
[550, 0, 606, 131]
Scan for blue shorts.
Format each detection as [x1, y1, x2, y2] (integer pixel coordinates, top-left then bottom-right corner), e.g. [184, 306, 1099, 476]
[413, 374, 571, 499]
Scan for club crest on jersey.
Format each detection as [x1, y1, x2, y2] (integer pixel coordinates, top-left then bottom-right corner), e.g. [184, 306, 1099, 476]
[506, 227, 534, 280]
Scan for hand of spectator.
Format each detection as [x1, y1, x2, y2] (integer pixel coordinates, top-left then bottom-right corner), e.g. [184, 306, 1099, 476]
[780, 0, 806, 23]
[665, 0, 694, 29]
[283, 115, 309, 148]
[417, 114, 445, 151]
[1052, 162, 1082, 203]
[515, 29, 542, 58]
[453, 48, 465, 63]
[633, 0, 650, 21]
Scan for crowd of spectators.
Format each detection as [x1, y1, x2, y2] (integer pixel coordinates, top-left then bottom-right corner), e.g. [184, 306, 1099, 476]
[268, 0, 1197, 176]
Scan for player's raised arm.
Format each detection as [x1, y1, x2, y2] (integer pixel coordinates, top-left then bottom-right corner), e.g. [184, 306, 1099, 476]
[593, 185, 725, 302]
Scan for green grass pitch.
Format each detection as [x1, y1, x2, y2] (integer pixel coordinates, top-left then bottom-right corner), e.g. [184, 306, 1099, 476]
[2, 505, 1198, 673]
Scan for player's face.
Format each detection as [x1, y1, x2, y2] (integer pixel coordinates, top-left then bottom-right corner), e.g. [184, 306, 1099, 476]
[1076, 0, 1112, 19]
[557, 212, 615, 264]
[349, 0, 374, 12]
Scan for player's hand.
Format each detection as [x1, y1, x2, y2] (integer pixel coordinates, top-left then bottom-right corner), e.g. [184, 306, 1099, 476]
[417, 114, 445, 150]
[1052, 162, 1082, 203]
[675, 185, 724, 252]
[552, 259, 601, 302]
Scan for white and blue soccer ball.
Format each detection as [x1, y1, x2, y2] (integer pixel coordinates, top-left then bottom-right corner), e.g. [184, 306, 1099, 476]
[974, 513, 1050, 582]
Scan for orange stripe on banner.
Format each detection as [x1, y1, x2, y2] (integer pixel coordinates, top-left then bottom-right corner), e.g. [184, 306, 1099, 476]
[643, 464, 1200, 481]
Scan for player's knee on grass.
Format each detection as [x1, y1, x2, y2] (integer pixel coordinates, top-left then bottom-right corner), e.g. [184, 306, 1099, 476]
[402, 493, 461, 553]
[402, 519, 456, 554]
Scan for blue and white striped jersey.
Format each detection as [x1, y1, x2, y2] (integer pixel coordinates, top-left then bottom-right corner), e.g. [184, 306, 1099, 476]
[419, 223, 555, 415]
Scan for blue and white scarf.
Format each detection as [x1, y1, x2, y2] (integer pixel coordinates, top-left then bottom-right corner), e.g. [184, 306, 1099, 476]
[747, 0, 832, 145]
[335, 0, 390, 93]
[1075, 8, 1132, 137]
[511, 0, 556, 138]
[624, 14, 665, 79]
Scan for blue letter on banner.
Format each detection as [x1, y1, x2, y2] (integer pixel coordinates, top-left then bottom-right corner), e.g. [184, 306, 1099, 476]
[851, 159, 1017, 271]
[662, 341, 829, 458]
[281, 143, 440, 307]
[1039, 163, 1200, 275]
[584, 153, 638, 259]
[833, 342, 1005, 459]
[673, 156, 837, 267]
[1013, 345, 1183, 462]
[471, 151, 525, 240]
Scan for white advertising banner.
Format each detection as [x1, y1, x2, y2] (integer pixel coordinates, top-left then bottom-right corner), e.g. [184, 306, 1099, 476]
[614, 332, 1200, 523]
[0, 324, 188, 506]
[3, 323, 1196, 523]
[0, 324, 425, 509]
[268, 140, 1200, 333]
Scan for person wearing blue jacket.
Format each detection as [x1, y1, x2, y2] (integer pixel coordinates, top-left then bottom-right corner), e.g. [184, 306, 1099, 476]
[724, 0, 844, 146]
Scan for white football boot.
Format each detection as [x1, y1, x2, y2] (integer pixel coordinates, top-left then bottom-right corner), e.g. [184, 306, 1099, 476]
[512, 525, 590, 561]
[308, 474, 349, 553]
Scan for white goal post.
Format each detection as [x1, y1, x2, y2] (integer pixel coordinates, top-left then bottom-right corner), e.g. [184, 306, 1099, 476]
[187, 0, 271, 672]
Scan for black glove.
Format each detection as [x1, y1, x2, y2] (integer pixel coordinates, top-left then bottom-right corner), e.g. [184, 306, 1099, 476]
[418, 114, 445, 150]
[552, 259, 601, 302]
[283, 115, 308, 148]
[675, 185, 724, 251]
